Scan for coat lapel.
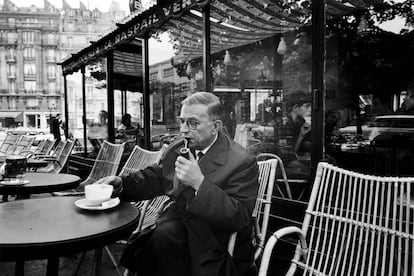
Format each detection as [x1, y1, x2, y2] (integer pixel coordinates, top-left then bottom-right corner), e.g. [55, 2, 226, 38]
[199, 132, 229, 175]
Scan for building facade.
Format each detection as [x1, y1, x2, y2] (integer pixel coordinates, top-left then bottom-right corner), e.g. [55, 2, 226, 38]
[0, 0, 124, 130]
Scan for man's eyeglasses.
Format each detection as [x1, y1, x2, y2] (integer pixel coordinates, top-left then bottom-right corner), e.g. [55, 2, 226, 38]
[176, 118, 212, 130]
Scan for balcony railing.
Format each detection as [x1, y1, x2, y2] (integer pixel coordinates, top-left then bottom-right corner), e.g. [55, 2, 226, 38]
[0, 38, 18, 45]
[24, 73, 36, 80]
[47, 74, 56, 80]
[23, 56, 36, 61]
[42, 39, 58, 45]
[46, 56, 56, 63]
[5, 55, 16, 63]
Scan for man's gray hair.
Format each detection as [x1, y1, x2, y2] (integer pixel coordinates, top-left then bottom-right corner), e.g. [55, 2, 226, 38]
[182, 92, 224, 120]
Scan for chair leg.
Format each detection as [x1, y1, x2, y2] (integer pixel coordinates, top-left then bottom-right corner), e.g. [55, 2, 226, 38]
[93, 248, 102, 276]
[104, 246, 123, 276]
[72, 252, 86, 276]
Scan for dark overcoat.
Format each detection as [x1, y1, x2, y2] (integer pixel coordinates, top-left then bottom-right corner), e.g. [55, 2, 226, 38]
[120, 132, 259, 276]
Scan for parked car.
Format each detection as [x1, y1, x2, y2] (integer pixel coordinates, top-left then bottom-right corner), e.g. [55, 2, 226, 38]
[338, 115, 414, 142]
[7, 127, 48, 136]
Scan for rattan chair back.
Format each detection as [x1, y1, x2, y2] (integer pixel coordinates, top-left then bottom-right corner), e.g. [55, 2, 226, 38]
[0, 134, 20, 154]
[228, 158, 277, 262]
[119, 144, 168, 231]
[257, 153, 292, 199]
[80, 141, 125, 186]
[12, 136, 35, 155]
[259, 162, 414, 276]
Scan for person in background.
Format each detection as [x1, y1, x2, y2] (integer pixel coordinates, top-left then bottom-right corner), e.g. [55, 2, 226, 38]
[117, 113, 142, 147]
[399, 82, 414, 114]
[274, 91, 312, 177]
[51, 113, 62, 144]
[325, 109, 340, 145]
[95, 92, 259, 276]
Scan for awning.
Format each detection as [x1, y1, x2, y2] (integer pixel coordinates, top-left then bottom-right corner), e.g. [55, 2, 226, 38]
[60, 0, 382, 75]
[0, 111, 23, 122]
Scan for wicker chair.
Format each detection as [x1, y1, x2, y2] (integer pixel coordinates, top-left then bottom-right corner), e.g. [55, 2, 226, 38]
[257, 153, 292, 199]
[118, 144, 169, 231]
[0, 133, 21, 154]
[228, 158, 278, 263]
[80, 144, 166, 276]
[9, 135, 35, 156]
[79, 141, 125, 187]
[23, 139, 55, 158]
[36, 140, 75, 173]
[259, 162, 414, 276]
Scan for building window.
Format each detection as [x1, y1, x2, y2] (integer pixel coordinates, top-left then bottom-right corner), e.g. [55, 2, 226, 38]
[7, 32, 17, 43]
[26, 18, 38, 23]
[87, 23, 93, 32]
[67, 21, 75, 31]
[47, 33, 55, 44]
[83, 11, 90, 18]
[87, 84, 93, 98]
[7, 18, 15, 27]
[24, 63, 36, 75]
[93, 10, 100, 18]
[47, 49, 55, 60]
[27, 98, 39, 108]
[22, 32, 35, 43]
[23, 48, 35, 59]
[48, 65, 55, 77]
[48, 81, 56, 94]
[7, 64, 15, 76]
[9, 98, 16, 110]
[24, 81, 36, 93]
[68, 10, 75, 17]
[163, 68, 173, 77]
[49, 18, 55, 27]
[66, 36, 73, 48]
[150, 72, 158, 81]
[8, 80, 16, 93]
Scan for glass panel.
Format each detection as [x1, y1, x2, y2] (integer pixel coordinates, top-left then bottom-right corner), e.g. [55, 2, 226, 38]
[325, 2, 414, 176]
[86, 57, 108, 156]
[66, 70, 84, 153]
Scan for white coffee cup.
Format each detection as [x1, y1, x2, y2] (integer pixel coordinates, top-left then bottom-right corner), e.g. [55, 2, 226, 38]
[85, 184, 113, 206]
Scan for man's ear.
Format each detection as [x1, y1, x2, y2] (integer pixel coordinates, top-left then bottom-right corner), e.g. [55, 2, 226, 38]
[213, 120, 223, 134]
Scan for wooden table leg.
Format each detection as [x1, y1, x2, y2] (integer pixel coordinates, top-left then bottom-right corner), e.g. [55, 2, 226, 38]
[46, 257, 59, 276]
[15, 261, 24, 276]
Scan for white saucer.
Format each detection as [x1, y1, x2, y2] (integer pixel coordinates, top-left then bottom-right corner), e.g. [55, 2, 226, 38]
[0, 179, 30, 186]
[74, 197, 120, 210]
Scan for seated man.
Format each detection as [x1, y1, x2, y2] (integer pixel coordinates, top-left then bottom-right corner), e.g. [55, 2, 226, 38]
[274, 91, 311, 177]
[117, 113, 142, 148]
[96, 92, 259, 276]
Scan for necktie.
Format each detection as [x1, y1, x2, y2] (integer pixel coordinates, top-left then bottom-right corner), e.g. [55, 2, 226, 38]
[197, 152, 204, 162]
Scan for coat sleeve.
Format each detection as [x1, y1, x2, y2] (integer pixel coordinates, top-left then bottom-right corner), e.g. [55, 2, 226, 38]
[187, 154, 259, 232]
[119, 164, 165, 202]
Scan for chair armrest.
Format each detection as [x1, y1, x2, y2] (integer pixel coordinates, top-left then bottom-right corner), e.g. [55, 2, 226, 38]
[258, 226, 307, 276]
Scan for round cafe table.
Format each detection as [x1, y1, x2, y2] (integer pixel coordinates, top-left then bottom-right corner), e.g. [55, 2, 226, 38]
[0, 196, 140, 275]
[0, 172, 80, 195]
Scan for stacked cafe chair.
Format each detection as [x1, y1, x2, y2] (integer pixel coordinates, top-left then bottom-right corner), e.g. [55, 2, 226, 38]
[0, 133, 21, 156]
[258, 162, 414, 276]
[9, 135, 35, 156]
[53, 140, 125, 197]
[21, 139, 55, 159]
[36, 140, 75, 173]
